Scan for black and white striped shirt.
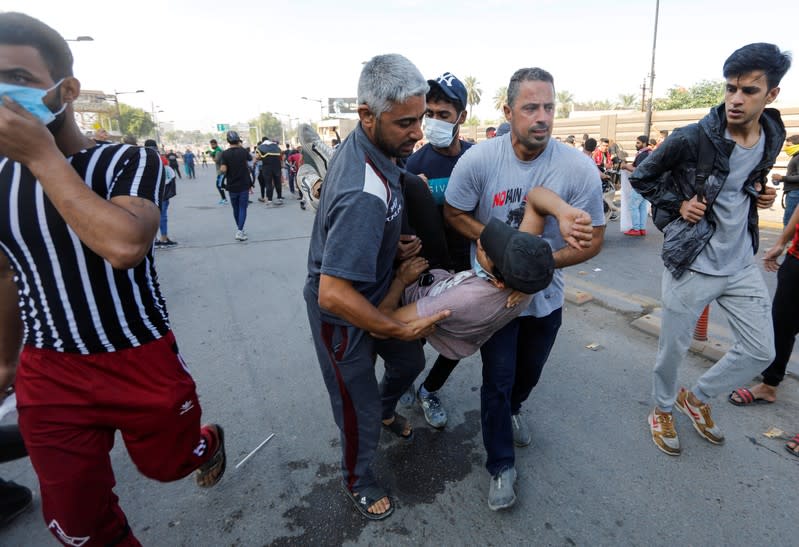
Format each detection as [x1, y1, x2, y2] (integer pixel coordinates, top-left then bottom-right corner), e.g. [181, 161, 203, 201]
[0, 143, 170, 354]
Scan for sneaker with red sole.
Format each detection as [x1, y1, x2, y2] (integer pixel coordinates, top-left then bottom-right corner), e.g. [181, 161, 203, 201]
[648, 408, 680, 455]
[624, 229, 642, 236]
[675, 388, 724, 444]
[639, 229, 647, 236]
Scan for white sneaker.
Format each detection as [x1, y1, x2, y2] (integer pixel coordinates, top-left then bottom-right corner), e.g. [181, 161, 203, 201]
[235, 230, 248, 241]
[488, 466, 517, 511]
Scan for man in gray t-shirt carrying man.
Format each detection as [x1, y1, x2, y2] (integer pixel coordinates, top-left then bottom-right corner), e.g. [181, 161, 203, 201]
[630, 43, 790, 457]
[304, 54, 449, 521]
[444, 67, 606, 511]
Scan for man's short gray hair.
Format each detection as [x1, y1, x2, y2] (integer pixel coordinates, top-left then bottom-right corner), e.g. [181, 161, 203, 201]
[507, 67, 555, 107]
[358, 54, 428, 118]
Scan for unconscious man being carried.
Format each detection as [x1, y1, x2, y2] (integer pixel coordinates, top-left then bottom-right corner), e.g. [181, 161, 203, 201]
[379, 186, 593, 359]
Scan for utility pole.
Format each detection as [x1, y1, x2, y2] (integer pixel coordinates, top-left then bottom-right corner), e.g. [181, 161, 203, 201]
[643, 0, 660, 138]
[640, 79, 647, 113]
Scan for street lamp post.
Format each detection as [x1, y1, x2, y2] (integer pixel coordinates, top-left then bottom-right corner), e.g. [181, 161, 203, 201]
[643, 0, 660, 138]
[109, 89, 144, 134]
[151, 102, 164, 147]
[65, 36, 94, 42]
[300, 96, 324, 121]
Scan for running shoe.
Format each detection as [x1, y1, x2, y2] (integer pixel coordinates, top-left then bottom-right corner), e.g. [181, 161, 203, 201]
[675, 388, 724, 444]
[417, 387, 447, 429]
[648, 408, 681, 456]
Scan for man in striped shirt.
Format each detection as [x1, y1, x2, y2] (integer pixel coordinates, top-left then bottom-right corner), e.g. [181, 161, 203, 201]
[0, 13, 225, 546]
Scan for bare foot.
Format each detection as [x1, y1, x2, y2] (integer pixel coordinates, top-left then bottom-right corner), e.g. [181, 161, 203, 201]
[382, 416, 412, 437]
[354, 494, 391, 516]
[729, 383, 777, 404]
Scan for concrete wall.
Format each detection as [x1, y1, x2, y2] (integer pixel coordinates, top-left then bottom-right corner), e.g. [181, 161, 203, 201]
[468, 105, 799, 168]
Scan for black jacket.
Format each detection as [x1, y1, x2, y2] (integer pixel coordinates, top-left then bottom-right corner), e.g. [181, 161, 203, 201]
[630, 104, 786, 278]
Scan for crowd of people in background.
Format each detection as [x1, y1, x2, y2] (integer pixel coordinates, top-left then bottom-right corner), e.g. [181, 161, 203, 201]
[1, 10, 798, 544]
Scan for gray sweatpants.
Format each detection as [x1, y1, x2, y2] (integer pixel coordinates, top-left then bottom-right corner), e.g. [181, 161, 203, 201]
[306, 297, 424, 493]
[653, 264, 775, 412]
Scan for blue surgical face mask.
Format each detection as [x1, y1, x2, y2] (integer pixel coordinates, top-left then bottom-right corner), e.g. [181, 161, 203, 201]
[0, 78, 66, 125]
[423, 116, 457, 148]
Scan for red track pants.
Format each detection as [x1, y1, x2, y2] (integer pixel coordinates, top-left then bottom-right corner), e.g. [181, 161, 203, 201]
[16, 332, 218, 547]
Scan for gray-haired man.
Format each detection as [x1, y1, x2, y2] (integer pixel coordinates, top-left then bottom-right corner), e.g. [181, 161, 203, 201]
[303, 54, 449, 520]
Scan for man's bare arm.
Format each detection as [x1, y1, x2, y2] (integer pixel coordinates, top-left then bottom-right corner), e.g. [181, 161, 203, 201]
[0, 98, 159, 269]
[0, 254, 22, 391]
[319, 274, 449, 341]
[552, 225, 605, 268]
[444, 202, 484, 241]
[519, 187, 593, 249]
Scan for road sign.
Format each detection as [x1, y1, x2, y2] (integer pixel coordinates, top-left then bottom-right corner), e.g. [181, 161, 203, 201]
[216, 124, 229, 131]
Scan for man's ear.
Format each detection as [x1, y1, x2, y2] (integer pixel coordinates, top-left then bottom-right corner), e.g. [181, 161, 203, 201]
[503, 103, 512, 121]
[766, 86, 780, 104]
[457, 110, 467, 125]
[358, 104, 375, 128]
[60, 76, 81, 103]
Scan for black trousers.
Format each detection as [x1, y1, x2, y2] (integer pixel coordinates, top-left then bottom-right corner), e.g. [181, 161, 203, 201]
[762, 253, 799, 386]
[260, 165, 282, 200]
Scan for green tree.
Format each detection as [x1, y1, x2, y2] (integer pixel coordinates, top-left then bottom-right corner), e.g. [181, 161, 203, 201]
[654, 79, 724, 110]
[556, 89, 574, 118]
[493, 86, 507, 112]
[464, 76, 482, 117]
[118, 103, 154, 138]
[617, 93, 638, 110]
[573, 99, 615, 111]
[247, 113, 283, 142]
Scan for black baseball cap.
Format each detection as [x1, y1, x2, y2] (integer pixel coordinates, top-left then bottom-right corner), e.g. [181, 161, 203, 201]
[226, 130, 241, 143]
[480, 218, 554, 294]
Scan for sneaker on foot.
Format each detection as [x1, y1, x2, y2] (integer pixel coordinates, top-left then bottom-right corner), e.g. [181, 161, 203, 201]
[417, 387, 447, 429]
[0, 479, 33, 528]
[218, 199, 227, 205]
[399, 384, 416, 408]
[675, 388, 724, 444]
[276, 198, 284, 205]
[298, 164, 321, 211]
[265, 200, 273, 207]
[648, 408, 681, 456]
[623, 229, 641, 236]
[161, 238, 178, 247]
[235, 230, 248, 241]
[257, 197, 265, 203]
[488, 466, 517, 511]
[510, 413, 531, 447]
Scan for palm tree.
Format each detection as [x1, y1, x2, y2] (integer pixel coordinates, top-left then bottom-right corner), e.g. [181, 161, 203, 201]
[493, 86, 508, 112]
[617, 93, 638, 110]
[464, 76, 482, 118]
[556, 90, 574, 119]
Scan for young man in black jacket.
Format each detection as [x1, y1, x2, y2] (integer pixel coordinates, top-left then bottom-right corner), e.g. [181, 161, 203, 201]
[630, 43, 791, 456]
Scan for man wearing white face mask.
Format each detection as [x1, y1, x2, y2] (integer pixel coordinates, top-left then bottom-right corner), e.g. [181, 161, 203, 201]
[403, 72, 472, 429]
[0, 13, 225, 545]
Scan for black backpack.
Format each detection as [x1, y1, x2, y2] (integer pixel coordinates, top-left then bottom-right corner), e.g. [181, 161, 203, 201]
[651, 130, 715, 231]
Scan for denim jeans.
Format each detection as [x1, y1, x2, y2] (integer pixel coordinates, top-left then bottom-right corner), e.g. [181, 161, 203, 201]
[215, 174, 226, 200]
[783, 190, 799, 226]
[229, 190, 249, 230]
[479, 309, 562, 475]
[629, 189, 649, 230]
[159, 199, 169, 236]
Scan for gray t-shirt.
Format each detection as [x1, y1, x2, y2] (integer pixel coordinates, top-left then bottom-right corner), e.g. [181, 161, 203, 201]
[691, 129, 764, 275]
[402, 269, 532, 359]
[445, 134, 605, 317]
[304, 124, 405, 325]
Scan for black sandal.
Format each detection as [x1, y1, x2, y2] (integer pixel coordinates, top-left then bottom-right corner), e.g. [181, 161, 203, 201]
[341, 482, 394, 520]
[382, 413, 413, 441]
[195, 424, 226, 488]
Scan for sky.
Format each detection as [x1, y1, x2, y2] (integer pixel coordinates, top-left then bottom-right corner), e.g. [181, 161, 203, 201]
[6, 0, 799, 132]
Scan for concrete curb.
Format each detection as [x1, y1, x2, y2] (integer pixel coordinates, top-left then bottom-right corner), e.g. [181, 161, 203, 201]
[567, 274, 799, 374]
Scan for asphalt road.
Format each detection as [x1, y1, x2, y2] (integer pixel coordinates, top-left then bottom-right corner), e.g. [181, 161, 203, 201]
[2, 167, 798, 546]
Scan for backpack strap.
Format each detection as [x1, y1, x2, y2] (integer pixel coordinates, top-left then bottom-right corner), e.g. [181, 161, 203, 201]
[694, 129, 714, 202]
